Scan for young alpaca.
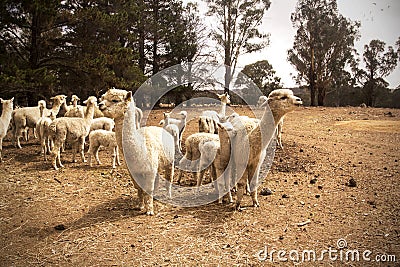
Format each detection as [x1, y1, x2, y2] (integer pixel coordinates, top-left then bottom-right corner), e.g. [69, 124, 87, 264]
[197, 122, 235, 203]
[0, 98, 14, 162]
[88, 129, 120, 168]
[176, 132, 219, 184]
[36, 102, 57, 160]
[49, 96, 97, 170]
[234, 89, 302, 210]
[98, 88, 175, 216]
[90, 117, 115, 132]
[159, 111, 187, 147]
[12, 95, 67, 148]
[162, 112, 181, 153]
[64, 95, 84, 118]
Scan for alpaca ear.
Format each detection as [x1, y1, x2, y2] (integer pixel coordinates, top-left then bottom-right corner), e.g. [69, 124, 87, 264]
[10, 97, 14, 102]
[50, 97, 55, 100]
[125, 91, 132, 102]
[0, 98, 3, 103]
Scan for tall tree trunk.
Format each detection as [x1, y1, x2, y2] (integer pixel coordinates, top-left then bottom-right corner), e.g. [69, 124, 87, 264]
[309, 47, 317, 106]
[152, 0, 159, 75]
[317, 85, 325, 106]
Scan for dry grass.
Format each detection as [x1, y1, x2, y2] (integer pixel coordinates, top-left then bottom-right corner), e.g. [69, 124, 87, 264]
[0, 106, 399, 266]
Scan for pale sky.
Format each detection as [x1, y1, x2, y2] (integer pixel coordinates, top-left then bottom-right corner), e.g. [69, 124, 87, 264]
[239, 0, 400, 89]
[193, 0, 400, 89]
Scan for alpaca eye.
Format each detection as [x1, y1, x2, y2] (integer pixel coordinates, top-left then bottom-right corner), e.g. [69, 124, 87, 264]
[112, 99, 120, 103]
[280, 96, 288, 100]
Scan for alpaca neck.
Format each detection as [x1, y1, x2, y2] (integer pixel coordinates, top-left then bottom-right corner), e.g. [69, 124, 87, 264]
[84, 104, 95, 122]
[250, 108, 280, 153]
[51, 102, 63, 116]
[39, 106, 45, 118]
[219, 102, 227, 117]
[1, 105, 13, 127]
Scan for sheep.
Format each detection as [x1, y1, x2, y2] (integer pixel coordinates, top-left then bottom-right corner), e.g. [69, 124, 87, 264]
[233, 89, 302, 211]
[90, 117, 115, 132]
[0, 97, 14, 162]
[197, 122, 235, 203]
[49, 96, 98, 170]
[11, 95, 67, 148]
[88, 129, 120, 168]
[162, 112, 181, 154]
[64, 95, 84, 118]
[176, 132, 219, 185]
[98, 88, 174, 216]
[35, 102, 57, 161]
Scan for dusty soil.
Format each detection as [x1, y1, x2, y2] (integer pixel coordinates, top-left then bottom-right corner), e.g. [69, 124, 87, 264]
[0, 106, 399, 266]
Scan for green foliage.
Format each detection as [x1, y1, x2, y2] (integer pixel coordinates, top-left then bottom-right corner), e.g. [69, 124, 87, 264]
[288, 0, 360, 106]
[240, 60, 282, 95]
[205, 0, 271, 92]
[354, 39, 398, 106]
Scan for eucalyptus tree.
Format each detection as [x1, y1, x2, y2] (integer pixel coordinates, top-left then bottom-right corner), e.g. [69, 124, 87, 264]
[205, 0, 271, 93]
[288, 0, 360, 106]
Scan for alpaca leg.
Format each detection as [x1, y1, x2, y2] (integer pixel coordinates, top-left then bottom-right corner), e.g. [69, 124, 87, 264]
[115, 146, 121, 166]
[51, 146, 59, 170]
[235, 172, 248, 211]
[164, 163, 174, 198]
[79, 138, 86, 163]
[16, 128, 23, 149]
[72, 142, 77, 163]
[222, 166, 233, 203]
[112, 147, 116, 168]
[94, 146, 101, 165]
[33, 127, 37, 139]
[57, 148, 64, 168]
[0, 139, 3, 162]
[142, 175, 156, 216]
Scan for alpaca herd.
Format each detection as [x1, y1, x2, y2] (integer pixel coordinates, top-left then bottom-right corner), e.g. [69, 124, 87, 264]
[0, 88, 302, 215]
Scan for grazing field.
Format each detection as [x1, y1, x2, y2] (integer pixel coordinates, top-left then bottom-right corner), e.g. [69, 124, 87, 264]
[0, 106, 399, 266]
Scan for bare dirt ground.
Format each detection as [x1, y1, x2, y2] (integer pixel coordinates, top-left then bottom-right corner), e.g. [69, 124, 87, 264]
[0, 106, 399, 266]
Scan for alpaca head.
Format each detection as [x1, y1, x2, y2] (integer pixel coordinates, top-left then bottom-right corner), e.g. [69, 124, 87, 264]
[38, 100, 47, 109]
[265, 89, 302, 118]
[0, 97, 14, 112]
[257, 96, 268, 107]
[71, 95, 80, 105]
[50, 95, 67, 106]
[83, 96, 97, 107]
[98, 88, 132, 120]
[217, 92, 231, 105]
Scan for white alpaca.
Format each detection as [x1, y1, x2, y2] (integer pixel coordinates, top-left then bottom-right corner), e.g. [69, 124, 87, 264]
[99, 88, 175, 216]
[11, 95, 67, 148]
[162, 112, 181, 153]
[0, 98, 14, 162]
[64, 95, 84, 118]
[49, 96, 97, 170]
[88, 130, 120, 168]
[197, 122, 235, 203]
[90, 117, 115, 132]
[159, 111, 187, 146]
[36, 102, 57, 160]
[201, 92, 231, 123]
[258, 94, 284, 148]
[233, 89, 302, 210]
[176, 132, 219, 184]
[198, 115, 218, 134]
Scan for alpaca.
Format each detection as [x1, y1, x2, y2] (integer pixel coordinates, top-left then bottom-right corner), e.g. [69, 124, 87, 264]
[64, 95, 84, 118]
[88, 130, 120, 168]
[162, 112, 181, 153]
[197, 122, 235, 203]
[198, 115, 218, 134]
[98, 88, 175, 215]
[36, 102, 57, 160]
[159, 111, 187, 146]
[0, 98, 14, 162]
[176, 132, 219, 184]
[90, 117, 115, 132]
[49, 96, 97, 170]
[201, 92, 231, 122]
[258, 94, 284, 149]
[12, 95, 67, 148]
[234, 89, 302, 210]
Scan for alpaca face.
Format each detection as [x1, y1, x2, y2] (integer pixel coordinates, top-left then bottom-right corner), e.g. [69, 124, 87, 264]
[98, 88, 132, 120]
[267, 89, 302, 114]
[0, 97, 14, 112]
[218, 93, 231, 105]
[50, 95, 67, 106]
[83, 96, 98, 107]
